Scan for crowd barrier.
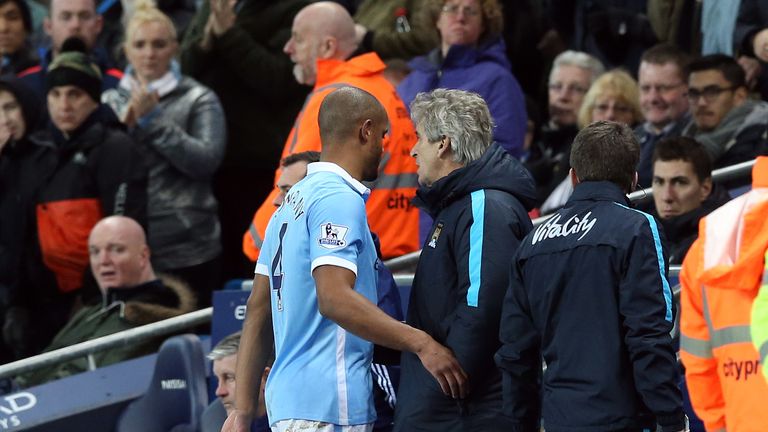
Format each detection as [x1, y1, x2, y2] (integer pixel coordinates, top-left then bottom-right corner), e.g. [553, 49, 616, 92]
[385, 159, 756, 273]
[0, 159, 753, 430]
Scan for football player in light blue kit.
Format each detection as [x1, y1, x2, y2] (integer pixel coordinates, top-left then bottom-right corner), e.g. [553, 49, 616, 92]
[222, 87, 468, 432]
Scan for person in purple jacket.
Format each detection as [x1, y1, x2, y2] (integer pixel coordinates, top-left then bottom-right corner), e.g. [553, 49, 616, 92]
[396, 0, 527, 159]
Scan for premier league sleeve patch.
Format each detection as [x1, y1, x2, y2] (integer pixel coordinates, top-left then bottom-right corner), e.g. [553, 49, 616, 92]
[318, 222, 349, 249]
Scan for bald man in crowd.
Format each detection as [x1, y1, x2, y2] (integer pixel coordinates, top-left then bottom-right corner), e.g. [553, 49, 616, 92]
[15, 216, 196, 388]
[224, 87, 465, 432]
[243, 1, 420, 265]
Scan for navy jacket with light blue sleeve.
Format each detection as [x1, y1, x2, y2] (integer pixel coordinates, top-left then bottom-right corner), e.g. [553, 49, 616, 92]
[495, 181, 685, 432]
[394, 144, 538, 431]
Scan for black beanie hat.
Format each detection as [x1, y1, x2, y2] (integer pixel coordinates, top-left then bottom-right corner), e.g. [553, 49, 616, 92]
[46, 38, 102, 103]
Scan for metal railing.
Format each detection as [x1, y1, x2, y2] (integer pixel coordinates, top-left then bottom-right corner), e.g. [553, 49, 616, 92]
[0, 308, 211, 380]
[392, 266, 680, 288]
[384, 159, 756, 272]
[0, 263, 684, 379]
[4, 159, 751, 382]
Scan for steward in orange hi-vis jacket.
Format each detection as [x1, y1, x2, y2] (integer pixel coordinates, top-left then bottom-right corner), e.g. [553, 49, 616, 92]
[680, 156, 768, 432]
[243, 52, 419, 262]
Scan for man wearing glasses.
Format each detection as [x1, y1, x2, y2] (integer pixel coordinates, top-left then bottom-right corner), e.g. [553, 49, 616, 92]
[682, 54, 768, 171]
[635, 44, 692, 188]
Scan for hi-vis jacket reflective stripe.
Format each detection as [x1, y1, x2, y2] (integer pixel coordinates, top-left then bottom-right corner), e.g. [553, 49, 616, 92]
[751, 248, 768, 381]
[680, 156, 768, 432]
[242, 53, 419, 262]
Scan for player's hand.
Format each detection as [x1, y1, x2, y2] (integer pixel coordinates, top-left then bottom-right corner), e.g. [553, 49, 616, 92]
[220, 409, 252, 432]
[415, 336, 468, 399]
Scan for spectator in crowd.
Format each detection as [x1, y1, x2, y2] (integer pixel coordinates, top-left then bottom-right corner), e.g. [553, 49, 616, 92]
[734, 0, 768, 100]
[497, 121, 686, 432]
[540, 69, 643, 214]
[682, 54, 768, 170]
[96, 0, 198, 70]
[547, 1, 658, 73]
[181, 0, 310, 281]
[353, 0, 438, 61]
[525, 50, 604, 204]
[635, 43, 691, 188]
[0, 78, 44, 362]
[15, 215, 195, 387]
[680, 156, 768, 432]
[396, 0, 527, 159]
[243, 1, 420, 263]
[11, 42, 147, 356]
[577, 69, 643, 129]
[699, 0, 739, 57]
[103, 0, 225, 307]
[18, 0, 122, 102]
[225, 87, 465, 432]
[0, 0, 38, 75]
[651, 137, 729, 265]
[271, 152, 319, 208]
[497, 0, 548, 98]
[200, 331, 270, 432]
[394, 89, 536, 430]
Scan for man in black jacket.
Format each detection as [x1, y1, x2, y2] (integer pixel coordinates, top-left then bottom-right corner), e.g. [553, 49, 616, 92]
[180, 0, 311, 281]
[496, 120, 687, 432]
[394, 89, 537, 431]
[651, 136, 730, 265]
[10, 43, 147, 357]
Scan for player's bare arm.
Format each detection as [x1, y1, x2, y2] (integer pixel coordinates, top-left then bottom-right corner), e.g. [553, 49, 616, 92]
[313, 265, 468, 399]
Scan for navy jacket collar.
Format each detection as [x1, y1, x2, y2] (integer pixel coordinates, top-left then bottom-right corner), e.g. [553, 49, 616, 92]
[568, 181, 631, 207]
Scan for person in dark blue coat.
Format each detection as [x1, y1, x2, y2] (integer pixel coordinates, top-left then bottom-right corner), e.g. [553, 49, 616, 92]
[396, 0, 527, 159]
[496, 120, 687, 432]
[394, 88, 537, 431]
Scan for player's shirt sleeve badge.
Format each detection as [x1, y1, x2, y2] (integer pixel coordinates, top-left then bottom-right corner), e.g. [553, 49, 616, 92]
[318, 222, 350, 249]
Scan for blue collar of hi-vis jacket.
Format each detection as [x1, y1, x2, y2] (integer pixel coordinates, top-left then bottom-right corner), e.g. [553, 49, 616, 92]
[568, 180, 631, 207]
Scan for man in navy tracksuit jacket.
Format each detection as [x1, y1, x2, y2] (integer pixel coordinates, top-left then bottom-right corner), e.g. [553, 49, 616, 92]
[394, 89, 538, 431]
[496, 121, 687, 432]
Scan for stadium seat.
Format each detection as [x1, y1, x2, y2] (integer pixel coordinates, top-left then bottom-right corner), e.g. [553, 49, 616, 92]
[116, 334, 208, 432]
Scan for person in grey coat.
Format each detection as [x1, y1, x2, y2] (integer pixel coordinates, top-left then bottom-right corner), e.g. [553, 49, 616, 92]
[103, 0, 226, 306]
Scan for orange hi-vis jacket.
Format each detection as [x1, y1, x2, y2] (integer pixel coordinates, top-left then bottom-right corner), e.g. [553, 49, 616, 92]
[243, 52, 419, 261]
[680, 156, 768, 432]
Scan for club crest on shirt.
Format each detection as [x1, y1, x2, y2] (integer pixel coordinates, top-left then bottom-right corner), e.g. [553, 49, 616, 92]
[318, 222, 349, 249]
[428, 222, 444, 248]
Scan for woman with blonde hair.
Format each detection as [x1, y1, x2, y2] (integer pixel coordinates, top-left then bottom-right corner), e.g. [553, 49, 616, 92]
[541, 70, 643, 214]
[577, 69, 643, 129]
[103, 0, 226, 306]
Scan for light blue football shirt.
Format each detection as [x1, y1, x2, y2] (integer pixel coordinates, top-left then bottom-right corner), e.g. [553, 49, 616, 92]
[255, 162, 378, 426]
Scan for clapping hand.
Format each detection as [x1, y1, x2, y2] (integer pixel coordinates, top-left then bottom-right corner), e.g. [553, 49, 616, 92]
[200, 0, 236, 50]
[122, 76, 159, 128]
[210, 0, 237, 37]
